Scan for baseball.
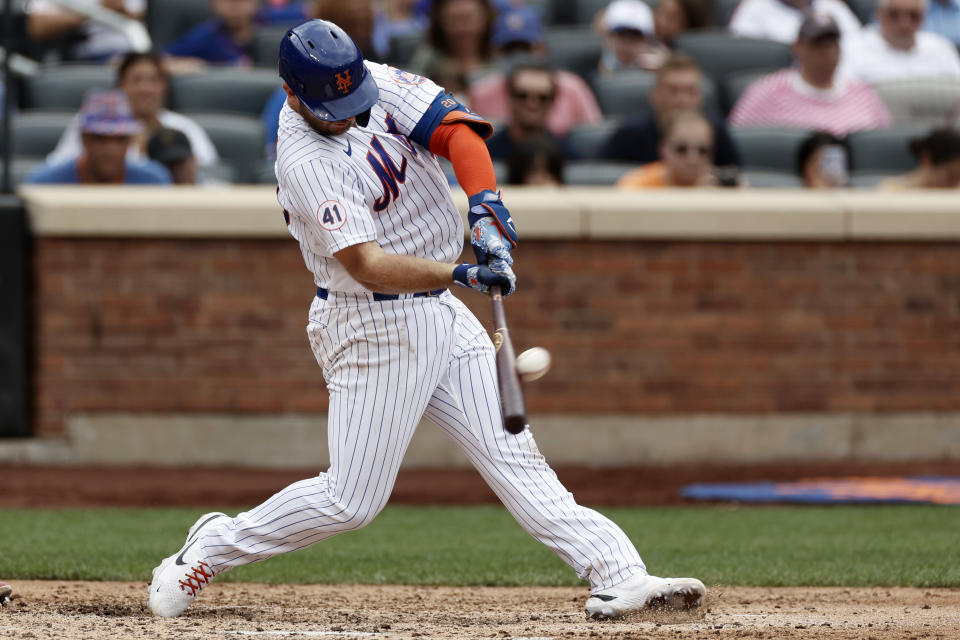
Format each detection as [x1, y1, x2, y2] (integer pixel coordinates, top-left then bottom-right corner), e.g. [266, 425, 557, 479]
[516, 347, 551, 382]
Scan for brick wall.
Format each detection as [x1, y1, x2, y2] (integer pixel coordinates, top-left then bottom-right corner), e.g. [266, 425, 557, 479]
[31, 238, 960, 436]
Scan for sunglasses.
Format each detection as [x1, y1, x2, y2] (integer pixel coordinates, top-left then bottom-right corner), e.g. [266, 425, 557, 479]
[883, 7, 923, 22]
[510, 90, 555, 104]
[671, 142, 713, 157]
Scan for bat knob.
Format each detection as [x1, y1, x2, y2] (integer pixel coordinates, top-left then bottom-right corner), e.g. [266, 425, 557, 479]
[504, 416, 526, 434]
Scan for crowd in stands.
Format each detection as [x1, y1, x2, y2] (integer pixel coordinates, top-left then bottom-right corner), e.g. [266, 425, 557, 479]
[4, 0, 960, 190]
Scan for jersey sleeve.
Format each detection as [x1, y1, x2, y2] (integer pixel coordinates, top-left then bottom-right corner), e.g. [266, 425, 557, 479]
[367, 61, 492, 148]
[280, 159, 377, 256]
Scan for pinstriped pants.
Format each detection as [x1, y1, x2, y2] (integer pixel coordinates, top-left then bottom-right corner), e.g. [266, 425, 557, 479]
[200, 291, 645, 591]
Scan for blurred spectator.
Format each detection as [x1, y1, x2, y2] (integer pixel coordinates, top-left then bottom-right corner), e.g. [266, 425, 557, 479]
[164, 0, 308, 71]
[730, 16, 892, 136]
[309, 0, 381, 61]
[598, 0, 669, 74]
[47, 52, 219, 169]
[841, 0, 960, 82]
[485, 61, 577, 161]
[468, 8, 603, 137]
[881, 127, 960, 189]
[601, 53, 741, 167]
[372, 0, 428, 61]
[924, 0, 960, 44]
[617, 110, 728, 187]
[147, 127, 197, 184]
[25, 0, 146, 63]
[26, 89, 171, 184]
[654, 0, 713, 47]
[506, 134, 565, 185]
[728, 0, 861, 44]
[407, 0, 497, 92]
[796, 131, 851, 188]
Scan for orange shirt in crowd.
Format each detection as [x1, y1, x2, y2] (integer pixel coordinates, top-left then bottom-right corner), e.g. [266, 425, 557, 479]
[616, 162, 668, 188]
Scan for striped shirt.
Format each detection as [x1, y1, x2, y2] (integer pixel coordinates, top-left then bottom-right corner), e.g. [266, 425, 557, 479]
[729, 69, 893, 137]
[275, 62, 464, 294]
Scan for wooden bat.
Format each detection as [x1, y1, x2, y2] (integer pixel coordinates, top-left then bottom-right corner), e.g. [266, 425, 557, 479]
[490, 285, 527, 434]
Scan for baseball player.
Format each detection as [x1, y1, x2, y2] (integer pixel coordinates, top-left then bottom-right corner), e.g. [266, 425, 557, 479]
[147, 19, 705, 621]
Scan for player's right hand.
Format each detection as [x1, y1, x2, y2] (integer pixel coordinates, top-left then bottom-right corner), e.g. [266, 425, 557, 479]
[453, 263, 516, 297]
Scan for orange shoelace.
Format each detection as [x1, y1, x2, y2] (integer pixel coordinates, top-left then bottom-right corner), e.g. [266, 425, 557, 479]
[178, 561, 215, 597]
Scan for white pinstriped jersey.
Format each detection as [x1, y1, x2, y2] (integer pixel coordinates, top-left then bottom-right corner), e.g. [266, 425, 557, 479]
[275, 62, 463, 293]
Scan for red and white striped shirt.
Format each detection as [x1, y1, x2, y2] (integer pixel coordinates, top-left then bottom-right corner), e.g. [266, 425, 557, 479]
[729, 69, 893, 137]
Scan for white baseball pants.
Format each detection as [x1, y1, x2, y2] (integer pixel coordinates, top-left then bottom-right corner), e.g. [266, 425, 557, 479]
[199, 291, 645, 590]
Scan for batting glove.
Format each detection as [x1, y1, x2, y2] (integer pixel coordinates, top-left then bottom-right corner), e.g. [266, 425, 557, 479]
[453, 263, 517, 297]
[468, 190, 518, 266]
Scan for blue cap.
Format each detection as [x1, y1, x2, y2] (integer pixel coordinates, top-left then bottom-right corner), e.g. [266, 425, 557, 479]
[79, 89, 142, 136]
[491, 7, 544, 48]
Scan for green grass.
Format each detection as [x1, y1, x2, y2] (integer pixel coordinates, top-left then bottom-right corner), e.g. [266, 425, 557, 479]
[1, 505, 958, 587]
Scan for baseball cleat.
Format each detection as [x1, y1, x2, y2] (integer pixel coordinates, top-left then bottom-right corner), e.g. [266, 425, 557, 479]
[147, 512, 227, 618]
[0, 582, 13, 604]
[585, 573, 705, 620]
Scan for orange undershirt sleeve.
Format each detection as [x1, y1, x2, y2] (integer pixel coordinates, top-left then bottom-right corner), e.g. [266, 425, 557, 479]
[428, 122, 497, 196]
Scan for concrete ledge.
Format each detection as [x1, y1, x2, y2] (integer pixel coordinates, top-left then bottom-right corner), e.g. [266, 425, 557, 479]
[20, 185, 960, 241]
[1, 413, 957, 468]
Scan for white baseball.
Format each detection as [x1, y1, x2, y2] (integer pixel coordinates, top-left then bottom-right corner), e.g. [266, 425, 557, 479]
[516, 347, 551, 382]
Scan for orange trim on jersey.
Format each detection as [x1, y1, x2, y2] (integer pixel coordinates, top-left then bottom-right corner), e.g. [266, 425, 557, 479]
[440, 110, 493, 140]
[428, 122, 496, 196]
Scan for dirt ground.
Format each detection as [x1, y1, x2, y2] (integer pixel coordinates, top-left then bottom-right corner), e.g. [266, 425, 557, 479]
[2, 581, 959, 640]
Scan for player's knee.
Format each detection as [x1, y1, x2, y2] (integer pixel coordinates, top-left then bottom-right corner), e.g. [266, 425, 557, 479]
[333, 498, 387, 530]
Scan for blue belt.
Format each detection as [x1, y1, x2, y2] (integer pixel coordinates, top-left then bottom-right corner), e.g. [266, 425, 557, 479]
[316, 287, 446, 301]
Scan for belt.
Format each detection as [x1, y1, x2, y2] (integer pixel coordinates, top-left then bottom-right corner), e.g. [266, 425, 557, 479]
[316, 287, 446, 301]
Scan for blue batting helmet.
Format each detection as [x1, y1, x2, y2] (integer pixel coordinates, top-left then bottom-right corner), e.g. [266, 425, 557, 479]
[278, 19, 379, 122]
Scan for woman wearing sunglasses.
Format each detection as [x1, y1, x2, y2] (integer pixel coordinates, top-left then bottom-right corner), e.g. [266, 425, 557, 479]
[617, 110, 737, 188]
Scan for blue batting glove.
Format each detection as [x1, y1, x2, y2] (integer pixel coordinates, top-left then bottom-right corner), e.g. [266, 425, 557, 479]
[468, 190, 518, 266]
[453, 263, 516, 296]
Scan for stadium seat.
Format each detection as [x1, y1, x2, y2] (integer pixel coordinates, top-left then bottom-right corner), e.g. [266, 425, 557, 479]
[724, 69, 768, 115]
[188, 113, 266, 184]
[674, 30, 792, 99]
[22, 65, 115, 111]
[564, 161, 636, 185]
[871, 79, 960, 128]
[848, 127, 926, 174]
[845, 0, 878, 24]
[574, 0, 619, 24]
[10, 158, 44, 186]
[849, 173, 891, 188]
[730, 126, 813, 172]
[147, 0, 212, 50]
[592, 71, 721, 118]
[9, 112, 75, 158]
[543, 27, 604, 79]
[252, 26, 291, 68]
[388, 30, 426, 67]
[741, 170, 804, 188]
[714, 0, 742, 26]
[567, 120, 621, 159]
[169, 69, 282, 116]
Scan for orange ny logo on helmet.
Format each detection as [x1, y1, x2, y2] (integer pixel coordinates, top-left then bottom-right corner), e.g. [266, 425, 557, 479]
[335, 71, 352, 94]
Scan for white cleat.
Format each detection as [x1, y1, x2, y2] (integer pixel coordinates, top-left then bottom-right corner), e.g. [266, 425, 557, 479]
[147, 512, 227, 618]
[585, 573, 706, 620]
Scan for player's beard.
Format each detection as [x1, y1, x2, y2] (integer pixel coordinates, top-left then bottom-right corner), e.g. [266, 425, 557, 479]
[297, 103, 355, 137]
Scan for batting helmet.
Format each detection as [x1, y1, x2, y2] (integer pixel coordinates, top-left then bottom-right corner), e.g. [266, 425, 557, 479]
[278, 19, 379, 123]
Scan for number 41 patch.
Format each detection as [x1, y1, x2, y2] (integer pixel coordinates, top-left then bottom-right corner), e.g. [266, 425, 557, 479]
[317, 200, 347, 231]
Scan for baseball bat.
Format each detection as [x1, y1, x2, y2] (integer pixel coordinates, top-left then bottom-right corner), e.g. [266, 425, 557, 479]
[490, 285, 527, 434]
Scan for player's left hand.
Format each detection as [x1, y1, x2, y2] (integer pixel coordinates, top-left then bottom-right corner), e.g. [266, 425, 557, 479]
[468, 190, 518, 266]
[453, 263, 516, 297]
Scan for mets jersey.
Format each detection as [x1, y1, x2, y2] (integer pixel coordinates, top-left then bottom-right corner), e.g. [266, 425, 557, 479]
[275, 62, 490, 294]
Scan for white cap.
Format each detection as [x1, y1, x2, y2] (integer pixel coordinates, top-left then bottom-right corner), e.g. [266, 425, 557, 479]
[604, 0, 655, 35]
